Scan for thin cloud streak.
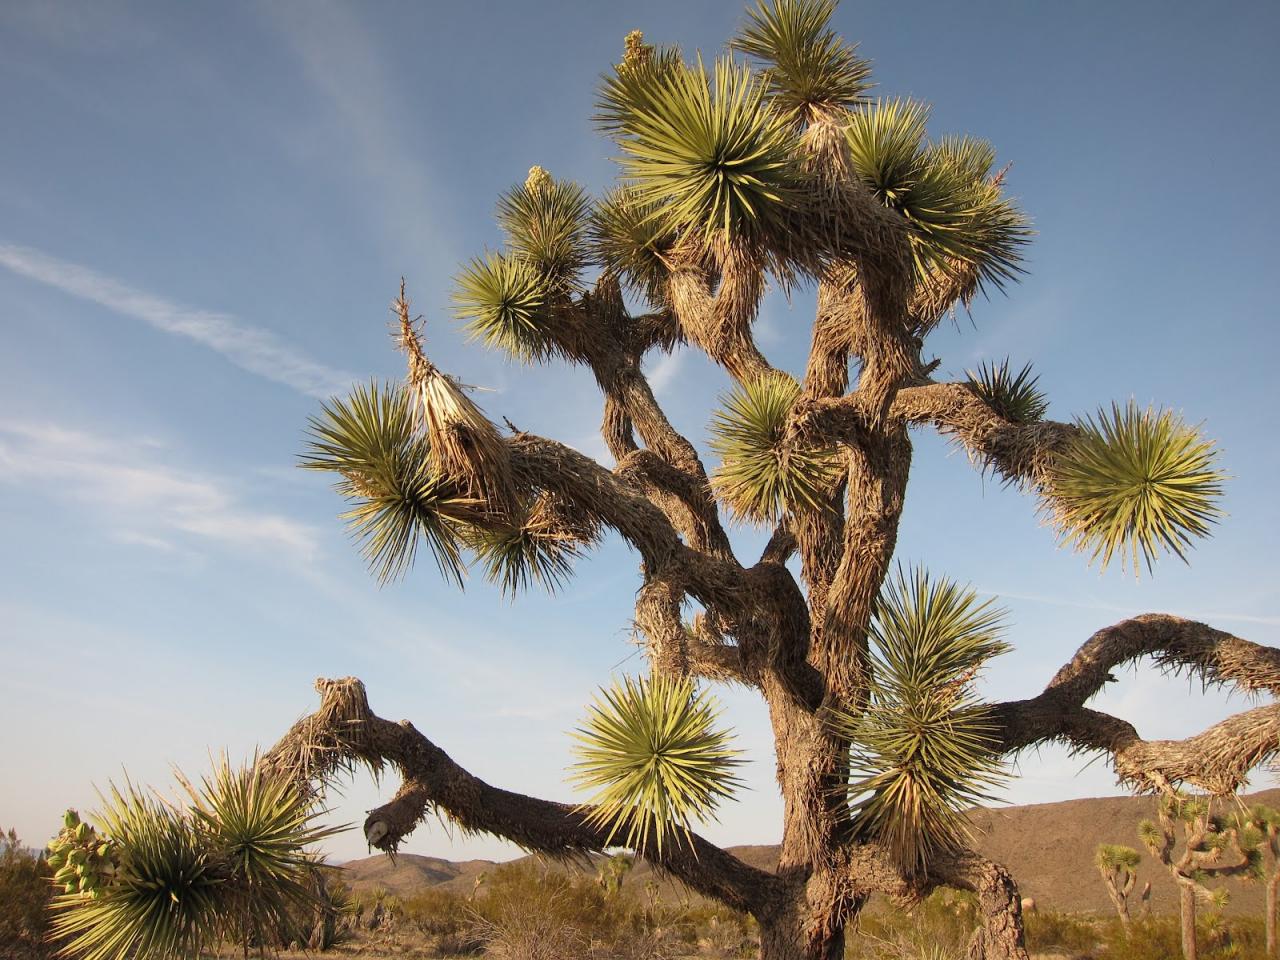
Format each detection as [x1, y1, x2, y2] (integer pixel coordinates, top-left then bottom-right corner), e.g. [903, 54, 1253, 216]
[0, 243, 356, 399]
[976, 585, 1280, 628]
[0, 419, 319, 561]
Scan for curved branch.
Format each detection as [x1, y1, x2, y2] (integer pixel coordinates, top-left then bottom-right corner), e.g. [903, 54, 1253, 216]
[927, 850, 1029, 960]
[889, 381, 1077, 487]
[507, 433, 750, 616]
[615, 449, 734, 559]
[666, 247, 773, 386]
[264, 678, 785, 918]
[992, 615, 1280, 794]
[1044, 614, 1280, 703]
[524, 273, 732, 559]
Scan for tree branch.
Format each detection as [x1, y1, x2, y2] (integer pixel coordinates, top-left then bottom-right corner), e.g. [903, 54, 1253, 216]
[889, 381, 1077, 487]
[927, 850, 1030, 960]
[615, 449, 734, 559]
[666, 246, 773, 385]
[571, 278, 731, 559]
[992, 616, 1280, 794]
[263, 678, 785, 918]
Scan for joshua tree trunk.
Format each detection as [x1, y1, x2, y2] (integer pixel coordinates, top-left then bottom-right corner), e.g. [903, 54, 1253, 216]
[1268, 871, 1279, 957]
[1105, 885, 1131, 931]
[1180, 884, 1198, 960]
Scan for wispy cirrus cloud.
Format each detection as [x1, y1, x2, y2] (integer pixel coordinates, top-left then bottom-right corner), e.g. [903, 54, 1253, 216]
[975, 584, 1280, 628]
[0, 243, 356, 399]
[0, 419, 318, 561]
[645, 346, 686, 397]
[261, 1, 458, 272]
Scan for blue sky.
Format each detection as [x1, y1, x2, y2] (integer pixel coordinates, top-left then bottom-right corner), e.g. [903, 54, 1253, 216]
[2, 0, 1278, 863]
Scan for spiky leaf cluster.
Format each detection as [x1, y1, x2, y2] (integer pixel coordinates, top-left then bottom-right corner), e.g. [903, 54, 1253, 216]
[466, 496, 583, 597]
[732, 0, 873, 124]
[453, 252, 556, 362]
[845, 102, 1029, 289]
[185, 756, 335, 944]
[302, 382, 478, 585]
[596, 35, 687, 137]
[453, 167, 594, 363]
[966, 359, 1048, 423]
[591, 187, 678, 305]
[709, 372, 841, 522]
[1137, 817, 1167, 856]
[496, 171, 593, 288]
[569, 674, 744, 855]
[1046, 400, 1224, 575]
[843, 567, 1009, 877]
[48, 761, 339, 960]
[1095, 843, 1141, 873]
[607, 54, 800, 246]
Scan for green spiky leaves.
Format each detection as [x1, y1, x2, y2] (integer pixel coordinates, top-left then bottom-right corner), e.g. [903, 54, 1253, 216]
[591, 187, 678, 305]
[596, 36, 687, 137]
[453, 168, 593, 363]
[1095, 843, 1141, 873]
[496, 170, 593, 288]
[186, 756, 334, 937]
[1046, 400, 1225, 575]
[453, 252, 555, 362]
[709, 372, 841, 522]
[842, 567, 1009, 877]
[845, 102, 1029, 291]
[302, 382, 478, 586]
[608, 55, 800, 247]
[466, 496, 584, 597]
[569, 674, 744, 855]
[1137, 817, 1165, 854]
[966, 359, 1048, 423]
[48, 760, 340, 960]
[733, 0, 873, 124]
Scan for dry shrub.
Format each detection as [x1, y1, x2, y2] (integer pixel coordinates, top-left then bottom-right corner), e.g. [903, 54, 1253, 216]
[1023, 909, 1100, 956]
[0, 828, 52, 960]
[847, 890, 977, 960]
[472, 905, 590, 960]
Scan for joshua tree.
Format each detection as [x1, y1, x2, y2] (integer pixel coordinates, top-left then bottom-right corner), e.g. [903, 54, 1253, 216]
[44, 760, 339, 960]
[1138, 793, 1262, 960]
[1229, 804, 1280, 956]
[58, 2, 1280, 959]
[1094, 844, 1142, 930]
[598, 853, 636, 899]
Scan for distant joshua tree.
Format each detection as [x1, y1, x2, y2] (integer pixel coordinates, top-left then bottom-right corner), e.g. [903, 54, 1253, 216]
[48, 2, 1280, 959]
[1229, 804, 1280, 956]
[1094, 844, 1141, 930]
[598, 853, 636, 899]
[1138, 794, 1262, 960]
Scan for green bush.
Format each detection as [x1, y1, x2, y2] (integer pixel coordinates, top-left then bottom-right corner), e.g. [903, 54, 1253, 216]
[0, 827, 52, 959]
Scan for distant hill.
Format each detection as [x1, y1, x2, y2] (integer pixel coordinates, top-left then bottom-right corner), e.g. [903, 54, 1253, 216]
[339, 789, 1280, 915]
[967, 789, 1280, 915]
[341, 852, 493, 899]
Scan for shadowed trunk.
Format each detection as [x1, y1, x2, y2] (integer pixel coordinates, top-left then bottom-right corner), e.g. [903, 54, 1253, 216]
[1180, 884, 1198, 960]
[1268, 871, 1279, 957]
